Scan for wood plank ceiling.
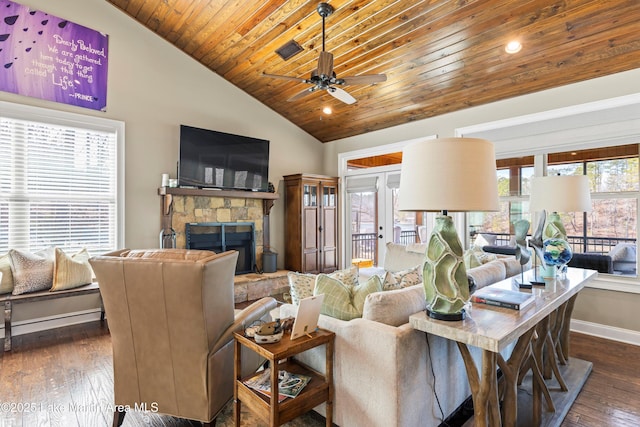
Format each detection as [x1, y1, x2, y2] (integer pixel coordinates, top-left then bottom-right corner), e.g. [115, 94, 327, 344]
[106, 0, 640, 143]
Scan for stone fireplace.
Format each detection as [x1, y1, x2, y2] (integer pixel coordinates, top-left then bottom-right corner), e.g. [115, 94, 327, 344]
[159, 187, 278, 273]
[186, 222, 256, 274]
[158, 188, 289, 301]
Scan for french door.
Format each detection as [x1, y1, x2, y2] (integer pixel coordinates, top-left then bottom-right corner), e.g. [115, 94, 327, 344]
[346, 170, 414, 268]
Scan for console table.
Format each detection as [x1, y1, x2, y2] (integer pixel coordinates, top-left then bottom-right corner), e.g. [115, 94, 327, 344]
[410, 267, 597, 427]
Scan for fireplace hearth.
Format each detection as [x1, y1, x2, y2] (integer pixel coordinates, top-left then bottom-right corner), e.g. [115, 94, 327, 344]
[186, 222, 256, 274]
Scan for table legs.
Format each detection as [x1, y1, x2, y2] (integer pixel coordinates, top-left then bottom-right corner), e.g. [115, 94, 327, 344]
[457, 343, 501, 427]
[497, 328, 536, 427]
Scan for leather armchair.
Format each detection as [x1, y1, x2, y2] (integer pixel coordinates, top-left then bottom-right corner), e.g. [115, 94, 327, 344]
[90, 249, 277, 427]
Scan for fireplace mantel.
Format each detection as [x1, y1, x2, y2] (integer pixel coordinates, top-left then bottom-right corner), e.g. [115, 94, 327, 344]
[158, 187, 279, 226]
[158, 187, 279, 269]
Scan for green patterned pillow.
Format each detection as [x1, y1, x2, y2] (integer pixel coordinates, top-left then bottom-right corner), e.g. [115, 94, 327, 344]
[382, 265, 422, 290]
[287, 272, 316, 305]
[314, 274, 382, 321]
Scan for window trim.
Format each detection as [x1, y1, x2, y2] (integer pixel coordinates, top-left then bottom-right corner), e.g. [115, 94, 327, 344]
[0, 101, 125, 252]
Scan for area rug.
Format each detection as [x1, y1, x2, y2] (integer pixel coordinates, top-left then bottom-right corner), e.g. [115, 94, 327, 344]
[214, 399, 326, 426]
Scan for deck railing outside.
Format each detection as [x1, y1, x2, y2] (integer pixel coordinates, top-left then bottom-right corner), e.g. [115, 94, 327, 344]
[353, 230, 636, 265]
[477, 232, 636, 254]
[351, 230, 419, 265]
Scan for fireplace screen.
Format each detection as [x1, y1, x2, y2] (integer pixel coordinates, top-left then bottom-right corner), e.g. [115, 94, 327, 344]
[186, 222, 256, 274]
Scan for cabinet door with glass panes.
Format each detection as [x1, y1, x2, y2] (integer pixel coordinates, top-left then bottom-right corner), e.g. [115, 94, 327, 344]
[284, 174, 339, 274]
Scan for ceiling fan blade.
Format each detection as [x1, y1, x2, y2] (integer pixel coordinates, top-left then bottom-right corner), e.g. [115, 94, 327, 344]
[287, 87, 316, 102]
[317, 51, 334, 77]
[262, 72, 308, 83]
[328, 87, 356, 104]
[339, 74, 387, 86]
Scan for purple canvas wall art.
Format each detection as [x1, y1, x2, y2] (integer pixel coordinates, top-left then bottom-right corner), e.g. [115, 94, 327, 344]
[0, 0, 108, 111]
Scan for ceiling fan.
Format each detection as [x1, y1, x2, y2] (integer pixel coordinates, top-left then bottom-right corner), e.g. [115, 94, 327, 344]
[263, 2, 387, 105]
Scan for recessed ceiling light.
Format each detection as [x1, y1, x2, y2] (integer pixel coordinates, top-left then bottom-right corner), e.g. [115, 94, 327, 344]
[323, 107, 332, 115]
[505, 41, 522, 54]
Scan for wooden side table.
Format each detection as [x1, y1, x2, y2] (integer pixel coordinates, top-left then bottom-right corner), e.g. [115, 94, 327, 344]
[233, 328, 335, 427]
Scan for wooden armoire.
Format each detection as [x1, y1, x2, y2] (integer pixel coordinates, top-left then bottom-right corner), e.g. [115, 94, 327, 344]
[284, 174, 339, 274]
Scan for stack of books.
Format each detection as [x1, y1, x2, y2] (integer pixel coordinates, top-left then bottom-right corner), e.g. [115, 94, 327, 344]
[471, 287, 535, 310]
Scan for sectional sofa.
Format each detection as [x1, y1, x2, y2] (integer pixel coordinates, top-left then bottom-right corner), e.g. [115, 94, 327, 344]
[278, 243, 524, 427]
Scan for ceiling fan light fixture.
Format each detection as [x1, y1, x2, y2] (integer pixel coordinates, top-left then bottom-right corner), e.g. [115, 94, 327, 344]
[505, 40, 522, 54]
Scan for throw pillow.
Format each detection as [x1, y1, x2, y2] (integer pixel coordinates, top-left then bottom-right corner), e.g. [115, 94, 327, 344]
[328, 265, 359, 288]
[609, 243, 637, 262]
[287, 271, 316, 305]
[10, 247, 55, 295]
[51, 248, 94, 292]
[463, 248, 483, 269]
[382, 265, 422, 291]
[383, 242, 426, 272]
[0, 253, 14, 294]
[314, 274, 382, 321]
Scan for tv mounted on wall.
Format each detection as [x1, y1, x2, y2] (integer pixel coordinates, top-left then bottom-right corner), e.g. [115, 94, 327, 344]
[179, 125, 270, 191]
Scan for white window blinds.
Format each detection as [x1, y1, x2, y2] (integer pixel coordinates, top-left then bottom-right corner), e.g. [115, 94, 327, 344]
[0, 106, 119, 254]
[346, 176, 379, 193]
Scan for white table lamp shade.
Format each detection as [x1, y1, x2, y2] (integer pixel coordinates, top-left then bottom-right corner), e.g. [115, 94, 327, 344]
[398, 138, 499, 212]
[529, 175, 592, 213]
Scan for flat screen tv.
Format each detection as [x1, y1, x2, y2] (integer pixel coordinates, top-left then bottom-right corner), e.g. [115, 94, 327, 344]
[179, 125, 270, 191]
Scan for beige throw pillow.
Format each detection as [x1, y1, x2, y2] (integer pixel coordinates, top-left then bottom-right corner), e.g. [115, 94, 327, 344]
[10, 247, 55, 295]
[382, 265, 422, 290]
[0, 253, 14, 294]
[51, 248, 93, 291]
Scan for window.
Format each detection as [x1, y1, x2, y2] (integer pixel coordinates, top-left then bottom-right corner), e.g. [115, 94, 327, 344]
[547, 146, 638, 256]
[470, 157, 533, 246]
[0, 102, 123, 254]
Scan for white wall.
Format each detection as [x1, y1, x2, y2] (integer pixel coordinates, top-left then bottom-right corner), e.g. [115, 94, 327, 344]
[0, 0, 325, 265]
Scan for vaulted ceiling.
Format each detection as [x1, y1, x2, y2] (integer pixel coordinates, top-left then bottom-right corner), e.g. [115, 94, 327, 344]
[106, 0, 640, 142]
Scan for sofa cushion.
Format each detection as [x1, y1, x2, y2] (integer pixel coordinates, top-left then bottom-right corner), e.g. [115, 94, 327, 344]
[0, 253, 14, 294]
[467, 260, 506, 291]
[287, 271, 316, 305]
[363, 284, 427, 326]
[10, 247, 55, 295]
[51, 248, 94, 292]
[314, 274, 382, 321]
[383, 242, 425, 272]
[382, 265, 421, 290]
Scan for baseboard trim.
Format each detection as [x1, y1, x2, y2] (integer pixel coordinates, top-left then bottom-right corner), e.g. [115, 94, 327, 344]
[571, 319, 640, 347]
[0, 309, 103, 339]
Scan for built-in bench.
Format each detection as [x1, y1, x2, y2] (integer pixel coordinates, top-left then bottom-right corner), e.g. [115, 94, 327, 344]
[1, 282, 104, 351]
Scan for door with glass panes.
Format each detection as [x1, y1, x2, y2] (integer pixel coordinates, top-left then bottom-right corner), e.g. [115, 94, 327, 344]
[346, 170, 421, 268]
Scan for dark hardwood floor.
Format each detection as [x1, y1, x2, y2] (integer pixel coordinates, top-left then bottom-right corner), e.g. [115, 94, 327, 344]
[1, 322, 639, 427]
